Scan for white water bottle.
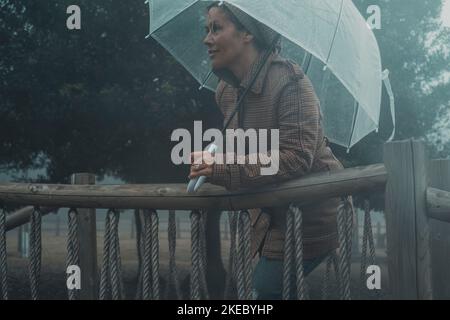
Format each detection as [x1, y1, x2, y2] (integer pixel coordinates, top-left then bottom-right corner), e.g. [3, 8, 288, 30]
[187, 143, 218, 193]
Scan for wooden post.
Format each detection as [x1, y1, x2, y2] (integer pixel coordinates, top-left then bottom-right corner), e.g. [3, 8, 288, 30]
[71, 173, 98, 300]
[55, 212, 60, 236]
[223, 213, 229, 240]
[376, 222, 385, 249]
[384, 139, 433, 299]
[17, 224, 22, 254]
[428, 159, 450, 299]
[19, 223, 30, 258]
[176, 216, 181, 239]
[131, 212, 135, 239]
[205, 209, 226, 299]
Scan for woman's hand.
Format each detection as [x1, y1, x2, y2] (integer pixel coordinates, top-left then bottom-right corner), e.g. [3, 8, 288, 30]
[188, 151, 215, 179]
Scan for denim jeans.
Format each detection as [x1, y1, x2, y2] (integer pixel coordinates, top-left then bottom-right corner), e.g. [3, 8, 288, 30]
[252, 253, 329, 300]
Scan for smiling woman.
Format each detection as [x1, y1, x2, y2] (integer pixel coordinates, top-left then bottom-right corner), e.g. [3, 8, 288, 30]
[188, 1, 347, 300]
[202, 2, 276, 72]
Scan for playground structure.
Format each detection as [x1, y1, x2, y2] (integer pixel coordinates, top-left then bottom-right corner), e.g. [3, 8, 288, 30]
[0, 139, 450, 300]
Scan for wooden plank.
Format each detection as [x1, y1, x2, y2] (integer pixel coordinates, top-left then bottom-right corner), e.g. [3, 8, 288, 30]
[205, 209, 226, 299]
[17, 225, 23, 254]
[5, 206, 56, 231]
[384, 140, 417, 299]
[427, 187, 450, 222]
[411, 141, 433, 300]
[55, 212, 60, 236]
[130, 213, 135, 239]
[384, 140, 433, 299]
[71, 173, 98, 300]
[376, 222, 385, 249]
[0, 163, 387, 210]
[428, 159, 450, 299]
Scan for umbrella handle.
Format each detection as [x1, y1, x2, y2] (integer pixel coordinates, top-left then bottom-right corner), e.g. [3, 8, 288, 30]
[187, 143, 218, 193]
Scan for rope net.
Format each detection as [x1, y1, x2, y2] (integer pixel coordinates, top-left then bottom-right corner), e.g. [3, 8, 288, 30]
[0, 195, 381, 300]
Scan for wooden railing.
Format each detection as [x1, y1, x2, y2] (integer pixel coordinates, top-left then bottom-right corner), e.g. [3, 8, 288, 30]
[0, 139, 449, 300]
[0, 163, 386, 211]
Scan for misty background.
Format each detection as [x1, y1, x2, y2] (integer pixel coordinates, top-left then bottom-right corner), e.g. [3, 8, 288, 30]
[1, 0, 449, 300]
[1, 0, 449, 191]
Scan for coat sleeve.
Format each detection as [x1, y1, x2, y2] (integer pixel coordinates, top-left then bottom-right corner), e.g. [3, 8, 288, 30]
[208, 78, 322, 191]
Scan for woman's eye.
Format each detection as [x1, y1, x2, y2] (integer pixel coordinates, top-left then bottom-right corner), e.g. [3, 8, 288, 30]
[205, 23, 221, 35]
[211, 23, 221, 33]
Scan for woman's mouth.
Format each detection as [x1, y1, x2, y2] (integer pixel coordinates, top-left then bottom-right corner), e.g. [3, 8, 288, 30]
[208, 49, 219, 57]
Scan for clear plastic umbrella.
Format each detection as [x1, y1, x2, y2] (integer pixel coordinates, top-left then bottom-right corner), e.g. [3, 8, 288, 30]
[146, 0, 395, 150]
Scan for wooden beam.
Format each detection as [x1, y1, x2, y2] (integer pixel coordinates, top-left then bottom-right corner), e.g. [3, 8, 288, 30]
[71, 173, 98, 300]
[5, 206, 56, 231]
[427, 187, 450, 223]
[0, 163, 386, 210]
[384, 139, 433, 299]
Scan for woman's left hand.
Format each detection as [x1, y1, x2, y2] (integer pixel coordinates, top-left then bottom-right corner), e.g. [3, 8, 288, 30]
[189, 151, 215, 179]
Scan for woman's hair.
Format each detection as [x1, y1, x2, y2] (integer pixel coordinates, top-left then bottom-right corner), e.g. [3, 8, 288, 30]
[207, 2, 245, 31]
[206, 2, 267, 52]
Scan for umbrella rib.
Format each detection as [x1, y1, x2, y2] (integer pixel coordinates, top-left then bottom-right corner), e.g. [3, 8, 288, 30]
[199, 70, 213, 90]
[324, 0, 345, 66]
[347, 101, 359, 152]
[303, 53, 313, 74]
[149, 0, 200, 36]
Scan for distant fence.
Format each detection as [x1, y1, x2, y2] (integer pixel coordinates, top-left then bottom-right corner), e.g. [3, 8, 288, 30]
[0, 139, 449, 300]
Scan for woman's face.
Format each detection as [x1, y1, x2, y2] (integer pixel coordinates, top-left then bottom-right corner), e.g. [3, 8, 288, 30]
[203, 7, 247, 70]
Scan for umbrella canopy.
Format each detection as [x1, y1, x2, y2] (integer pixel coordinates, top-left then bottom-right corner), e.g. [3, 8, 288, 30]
[147, 0, 394, 149]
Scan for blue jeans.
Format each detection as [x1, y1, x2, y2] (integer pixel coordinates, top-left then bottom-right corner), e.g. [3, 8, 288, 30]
[252, 254, 328, 300]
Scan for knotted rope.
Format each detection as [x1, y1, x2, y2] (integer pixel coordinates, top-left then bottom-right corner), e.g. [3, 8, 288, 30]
[0, 207, 8, 300]
[282, 204, 308, 300]
[141, 209, 160, 300]
[322, 250, 340, 300]
[283, 205, 294, 300]
[337, 197, 353, 300]
[29, 206, 42, 300]
[164, 210, 182, 299]
[235, 210, 252, 300]
[134, 209, 143, 299]
[293, 206, 308, 300]
[99, 209, 124, 300]
[224, 211, 238, 299]
[360, 199, 380, 298]
[66, 208, 79, 300]
[190, 210, 209, 300]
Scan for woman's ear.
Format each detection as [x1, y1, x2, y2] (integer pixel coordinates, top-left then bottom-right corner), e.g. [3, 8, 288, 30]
[242, 31, 254, 44]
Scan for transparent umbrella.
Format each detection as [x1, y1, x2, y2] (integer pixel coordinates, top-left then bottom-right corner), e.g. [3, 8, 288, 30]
[146, 0, 395, 150]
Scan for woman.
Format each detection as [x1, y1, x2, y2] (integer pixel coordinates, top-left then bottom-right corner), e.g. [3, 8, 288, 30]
[189, 1, 344, 299]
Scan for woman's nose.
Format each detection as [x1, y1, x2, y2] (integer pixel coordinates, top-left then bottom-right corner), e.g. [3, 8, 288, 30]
[203, 32, 213, 46]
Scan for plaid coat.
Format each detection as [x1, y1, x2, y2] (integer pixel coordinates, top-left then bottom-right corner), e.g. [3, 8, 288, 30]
[208, 51, 343, 260]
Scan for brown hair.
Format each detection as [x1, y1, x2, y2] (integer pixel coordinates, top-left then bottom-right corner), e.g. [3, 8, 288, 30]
[206, 2, 267, 52]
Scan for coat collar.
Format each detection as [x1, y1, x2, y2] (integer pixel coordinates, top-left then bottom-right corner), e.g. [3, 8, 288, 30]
[212, 50, 276, 95]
